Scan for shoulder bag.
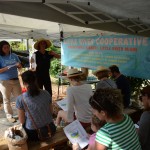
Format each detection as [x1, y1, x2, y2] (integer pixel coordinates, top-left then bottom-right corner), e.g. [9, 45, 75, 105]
[22, 96, 52, 141]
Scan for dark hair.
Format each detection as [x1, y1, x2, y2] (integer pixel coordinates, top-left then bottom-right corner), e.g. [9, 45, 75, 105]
[141, 86, 150, 98]
[109, 65, 120, 73]
[68, 75, 82, 82]
[21, 70, 40, 97]
[89, 88, 123, 118]
[92, 115, 106, 129]
[0, 40, 11, 56]
[37, 41, 48, 50]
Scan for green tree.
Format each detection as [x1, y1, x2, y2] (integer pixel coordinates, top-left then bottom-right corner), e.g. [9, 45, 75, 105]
[10, 41, 26, 50]
[49, 45, 65, 77]
[127, 77, 150, 100]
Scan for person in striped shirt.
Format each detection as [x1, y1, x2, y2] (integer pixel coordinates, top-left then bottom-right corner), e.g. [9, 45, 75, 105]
[89, 88, 141, 150]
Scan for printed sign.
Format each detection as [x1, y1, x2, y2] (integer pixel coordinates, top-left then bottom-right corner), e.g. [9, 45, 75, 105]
[64, 120, 89, 149]
[61, 35, 150, 79]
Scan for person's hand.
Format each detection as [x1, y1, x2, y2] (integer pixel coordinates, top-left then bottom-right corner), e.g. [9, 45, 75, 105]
[5, 66, 9, 71]
[16, 63, 22, 68]
[49, 51, 61, 58]
[72, 143, 80, 150]
[49, 50, 56, 56]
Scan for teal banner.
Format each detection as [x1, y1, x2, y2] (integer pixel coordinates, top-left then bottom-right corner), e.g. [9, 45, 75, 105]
[61, 35, 150, 79]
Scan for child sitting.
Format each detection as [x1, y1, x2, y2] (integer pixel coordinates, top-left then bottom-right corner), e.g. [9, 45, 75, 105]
[72, 115, 106, 150]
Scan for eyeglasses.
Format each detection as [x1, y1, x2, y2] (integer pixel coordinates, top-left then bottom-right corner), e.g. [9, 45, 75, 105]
[89, 96, 103, 110]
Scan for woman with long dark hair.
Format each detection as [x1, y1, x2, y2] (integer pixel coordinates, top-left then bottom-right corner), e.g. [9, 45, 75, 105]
[0, 40, 22, 123]
[16, 70, 56, 141]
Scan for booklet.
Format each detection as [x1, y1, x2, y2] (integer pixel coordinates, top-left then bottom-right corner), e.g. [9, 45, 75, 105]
[63, 120, 89, 149]
[7, 64, 17, 69]
[56, 98, 68, 111]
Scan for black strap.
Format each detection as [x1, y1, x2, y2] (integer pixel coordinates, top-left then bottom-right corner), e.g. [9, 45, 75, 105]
[22, 95, 52, 139]
[22, 96, 38, 130]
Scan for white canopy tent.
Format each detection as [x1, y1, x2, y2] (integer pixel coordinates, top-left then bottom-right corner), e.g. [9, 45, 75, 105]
[0, 13, 106, 40]
[0, 0, 149, 37]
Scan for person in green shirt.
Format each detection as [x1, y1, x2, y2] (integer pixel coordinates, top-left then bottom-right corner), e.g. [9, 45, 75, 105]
[89, 88, 141, 150]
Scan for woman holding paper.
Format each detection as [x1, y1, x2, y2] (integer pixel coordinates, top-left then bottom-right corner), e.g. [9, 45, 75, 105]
[89, 88, 141, 150]
[56, 68, 93, 129]
[0, 40, 22, 123]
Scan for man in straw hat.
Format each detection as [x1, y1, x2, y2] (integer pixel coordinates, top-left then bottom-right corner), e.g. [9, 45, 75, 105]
[55, 68, 93, 129]
[93, 66, 117, 90]
[33, 38, 60, 96]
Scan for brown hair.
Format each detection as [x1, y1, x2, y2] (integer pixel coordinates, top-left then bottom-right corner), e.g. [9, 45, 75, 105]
[68, 75, 82, 82]
[0, 40, 11, 56]
[89, 88, 123, 118]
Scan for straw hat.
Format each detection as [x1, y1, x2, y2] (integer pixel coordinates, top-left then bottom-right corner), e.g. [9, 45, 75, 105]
[34, 38, 52, 50]
[93, 66, 110, 76]
[66, 68, 83, 78]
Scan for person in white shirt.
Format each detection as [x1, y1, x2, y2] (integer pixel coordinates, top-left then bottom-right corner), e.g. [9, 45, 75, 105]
[56, 68, 93, 129]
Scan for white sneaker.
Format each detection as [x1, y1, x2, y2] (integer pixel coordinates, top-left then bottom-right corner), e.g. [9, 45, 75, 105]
[7, 117, 16, 123]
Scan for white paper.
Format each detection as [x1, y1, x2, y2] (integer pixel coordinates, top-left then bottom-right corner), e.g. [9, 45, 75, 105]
[64, 120, 89, 149]
[56, 98, 68, 111]
[134, 124, 139, 129]
[7, 64, 17, 69]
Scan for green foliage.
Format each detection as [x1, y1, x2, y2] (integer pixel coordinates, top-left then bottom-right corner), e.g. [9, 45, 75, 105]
[10, 41, 26, 50]
[127, 76, 150, 100]
[48, 45, 61, 54]
[49, 45, 65, 77]
[50, 59, 61, 77]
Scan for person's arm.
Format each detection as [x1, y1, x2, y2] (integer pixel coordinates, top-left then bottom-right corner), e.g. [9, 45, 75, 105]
[50, 103, 53, 114]
[17, 109, 25, 124]
[16, 95, 26, 125]
[16, 62, 22, 69]
[94, 128, 110, 150]
[0, 67, 9, 73]
[49, 51, 61, 59]
[66, 88, 75, 122]
[95, 141, 107, 150]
